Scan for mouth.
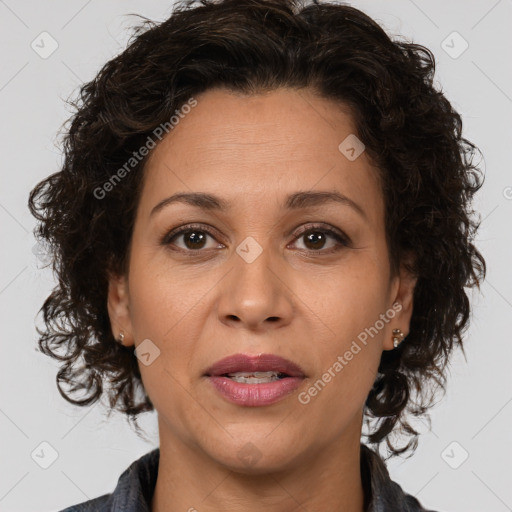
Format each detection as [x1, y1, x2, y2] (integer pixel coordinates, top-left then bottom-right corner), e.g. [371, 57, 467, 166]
[204, 353, 306, 407]
[221, 371, 289, 384]
[205, 352, 306, 379]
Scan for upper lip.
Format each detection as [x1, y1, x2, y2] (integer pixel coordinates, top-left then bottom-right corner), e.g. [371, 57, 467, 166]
[205, 353, 306, 378]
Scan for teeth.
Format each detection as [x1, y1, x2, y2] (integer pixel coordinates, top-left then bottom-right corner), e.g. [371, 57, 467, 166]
[226, 371, 284, 384]
[228, 371, 280, 377]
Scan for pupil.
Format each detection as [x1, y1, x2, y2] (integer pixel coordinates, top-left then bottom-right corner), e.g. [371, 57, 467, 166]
[183, 231, 326, 250]
[306, 231, 325, 250]
[185, 231, 206, 249]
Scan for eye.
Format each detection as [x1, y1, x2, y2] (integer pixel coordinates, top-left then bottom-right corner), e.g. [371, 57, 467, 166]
[162, 224, 223, 252]
[161, 223, 350, 255]
[290, 224, 350, 254]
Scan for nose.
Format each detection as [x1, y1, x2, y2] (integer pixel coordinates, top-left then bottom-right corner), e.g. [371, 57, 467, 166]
[216, 243, 294, 332]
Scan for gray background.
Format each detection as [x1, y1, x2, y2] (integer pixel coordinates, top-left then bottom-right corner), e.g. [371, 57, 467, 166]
[1, 0, 511, 510]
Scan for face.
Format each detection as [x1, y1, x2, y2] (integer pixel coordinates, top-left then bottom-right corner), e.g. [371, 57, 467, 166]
[108, 87, 416, 473]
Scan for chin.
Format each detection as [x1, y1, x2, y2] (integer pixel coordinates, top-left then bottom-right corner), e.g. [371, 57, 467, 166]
[204, 430, 306, 475]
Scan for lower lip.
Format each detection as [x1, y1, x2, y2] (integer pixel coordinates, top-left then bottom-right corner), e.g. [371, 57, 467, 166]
[207, 376, 303, 406]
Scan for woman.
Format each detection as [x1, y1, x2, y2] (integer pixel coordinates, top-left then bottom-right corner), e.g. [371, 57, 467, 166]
[28, 0, 485, 510]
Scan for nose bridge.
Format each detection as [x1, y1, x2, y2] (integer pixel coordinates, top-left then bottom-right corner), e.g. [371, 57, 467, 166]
[233, 237, 279, 304]
[218, 236, 293, 329]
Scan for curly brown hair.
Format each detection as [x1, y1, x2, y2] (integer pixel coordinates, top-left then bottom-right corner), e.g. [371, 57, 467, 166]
[28, 0, 485, 458]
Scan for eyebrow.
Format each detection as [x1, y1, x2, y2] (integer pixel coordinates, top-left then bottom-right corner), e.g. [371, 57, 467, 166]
[150, 190, 368, 220]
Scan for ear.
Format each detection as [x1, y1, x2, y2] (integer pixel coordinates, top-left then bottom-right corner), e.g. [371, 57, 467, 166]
[383, 252, 418, 351]
[107, 272, 134, 347]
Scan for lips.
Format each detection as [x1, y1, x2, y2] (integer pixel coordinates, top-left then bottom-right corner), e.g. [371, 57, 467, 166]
[204, 353, 306, 407]
[204, 353, 306, 378]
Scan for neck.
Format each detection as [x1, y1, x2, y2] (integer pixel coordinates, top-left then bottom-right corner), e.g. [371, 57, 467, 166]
[151, 419, 366, 512]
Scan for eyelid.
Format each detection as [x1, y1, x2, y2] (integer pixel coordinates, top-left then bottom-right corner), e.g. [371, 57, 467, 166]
[161, 222, 351, 252]
[291, 223, 350, 244]
[161, 223, 222, 246]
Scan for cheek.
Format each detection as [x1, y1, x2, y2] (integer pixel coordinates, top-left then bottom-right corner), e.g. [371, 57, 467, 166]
[126, 253, 218, 394]
[317, 252, 390, 333]
[126, 260, 204, 419]
[306, 253, 390, 392]
[298, 281, 387, 435]
[127, 249, 203, 341]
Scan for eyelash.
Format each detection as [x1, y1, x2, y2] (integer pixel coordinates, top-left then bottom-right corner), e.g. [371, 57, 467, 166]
[161, 223, 351, 256]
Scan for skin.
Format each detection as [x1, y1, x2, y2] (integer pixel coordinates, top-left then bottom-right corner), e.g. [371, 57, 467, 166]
[107, 87, 417, 512]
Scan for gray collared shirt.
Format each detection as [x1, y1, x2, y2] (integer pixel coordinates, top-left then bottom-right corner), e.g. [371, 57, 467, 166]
[59, 444, 438, 511]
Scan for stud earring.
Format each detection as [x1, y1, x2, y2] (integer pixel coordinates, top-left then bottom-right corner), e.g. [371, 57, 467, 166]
[117, 331, 125, 344]
[392, 328, 404, 348]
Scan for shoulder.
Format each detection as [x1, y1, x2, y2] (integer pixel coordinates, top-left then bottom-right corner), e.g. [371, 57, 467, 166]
[58, 493, 111, 512]
[380, 478, 440, 512]
[57, 448, 160, 512]
[361, 443, 441, 512]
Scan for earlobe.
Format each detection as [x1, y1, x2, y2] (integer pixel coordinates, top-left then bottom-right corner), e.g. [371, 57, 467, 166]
[107, 273, 134, 346]
[385, 255, 418, 351]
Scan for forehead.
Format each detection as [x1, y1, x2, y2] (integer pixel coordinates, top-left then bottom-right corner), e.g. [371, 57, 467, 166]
[139, 87, 383, 221]
[154, 87, 359, 159]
